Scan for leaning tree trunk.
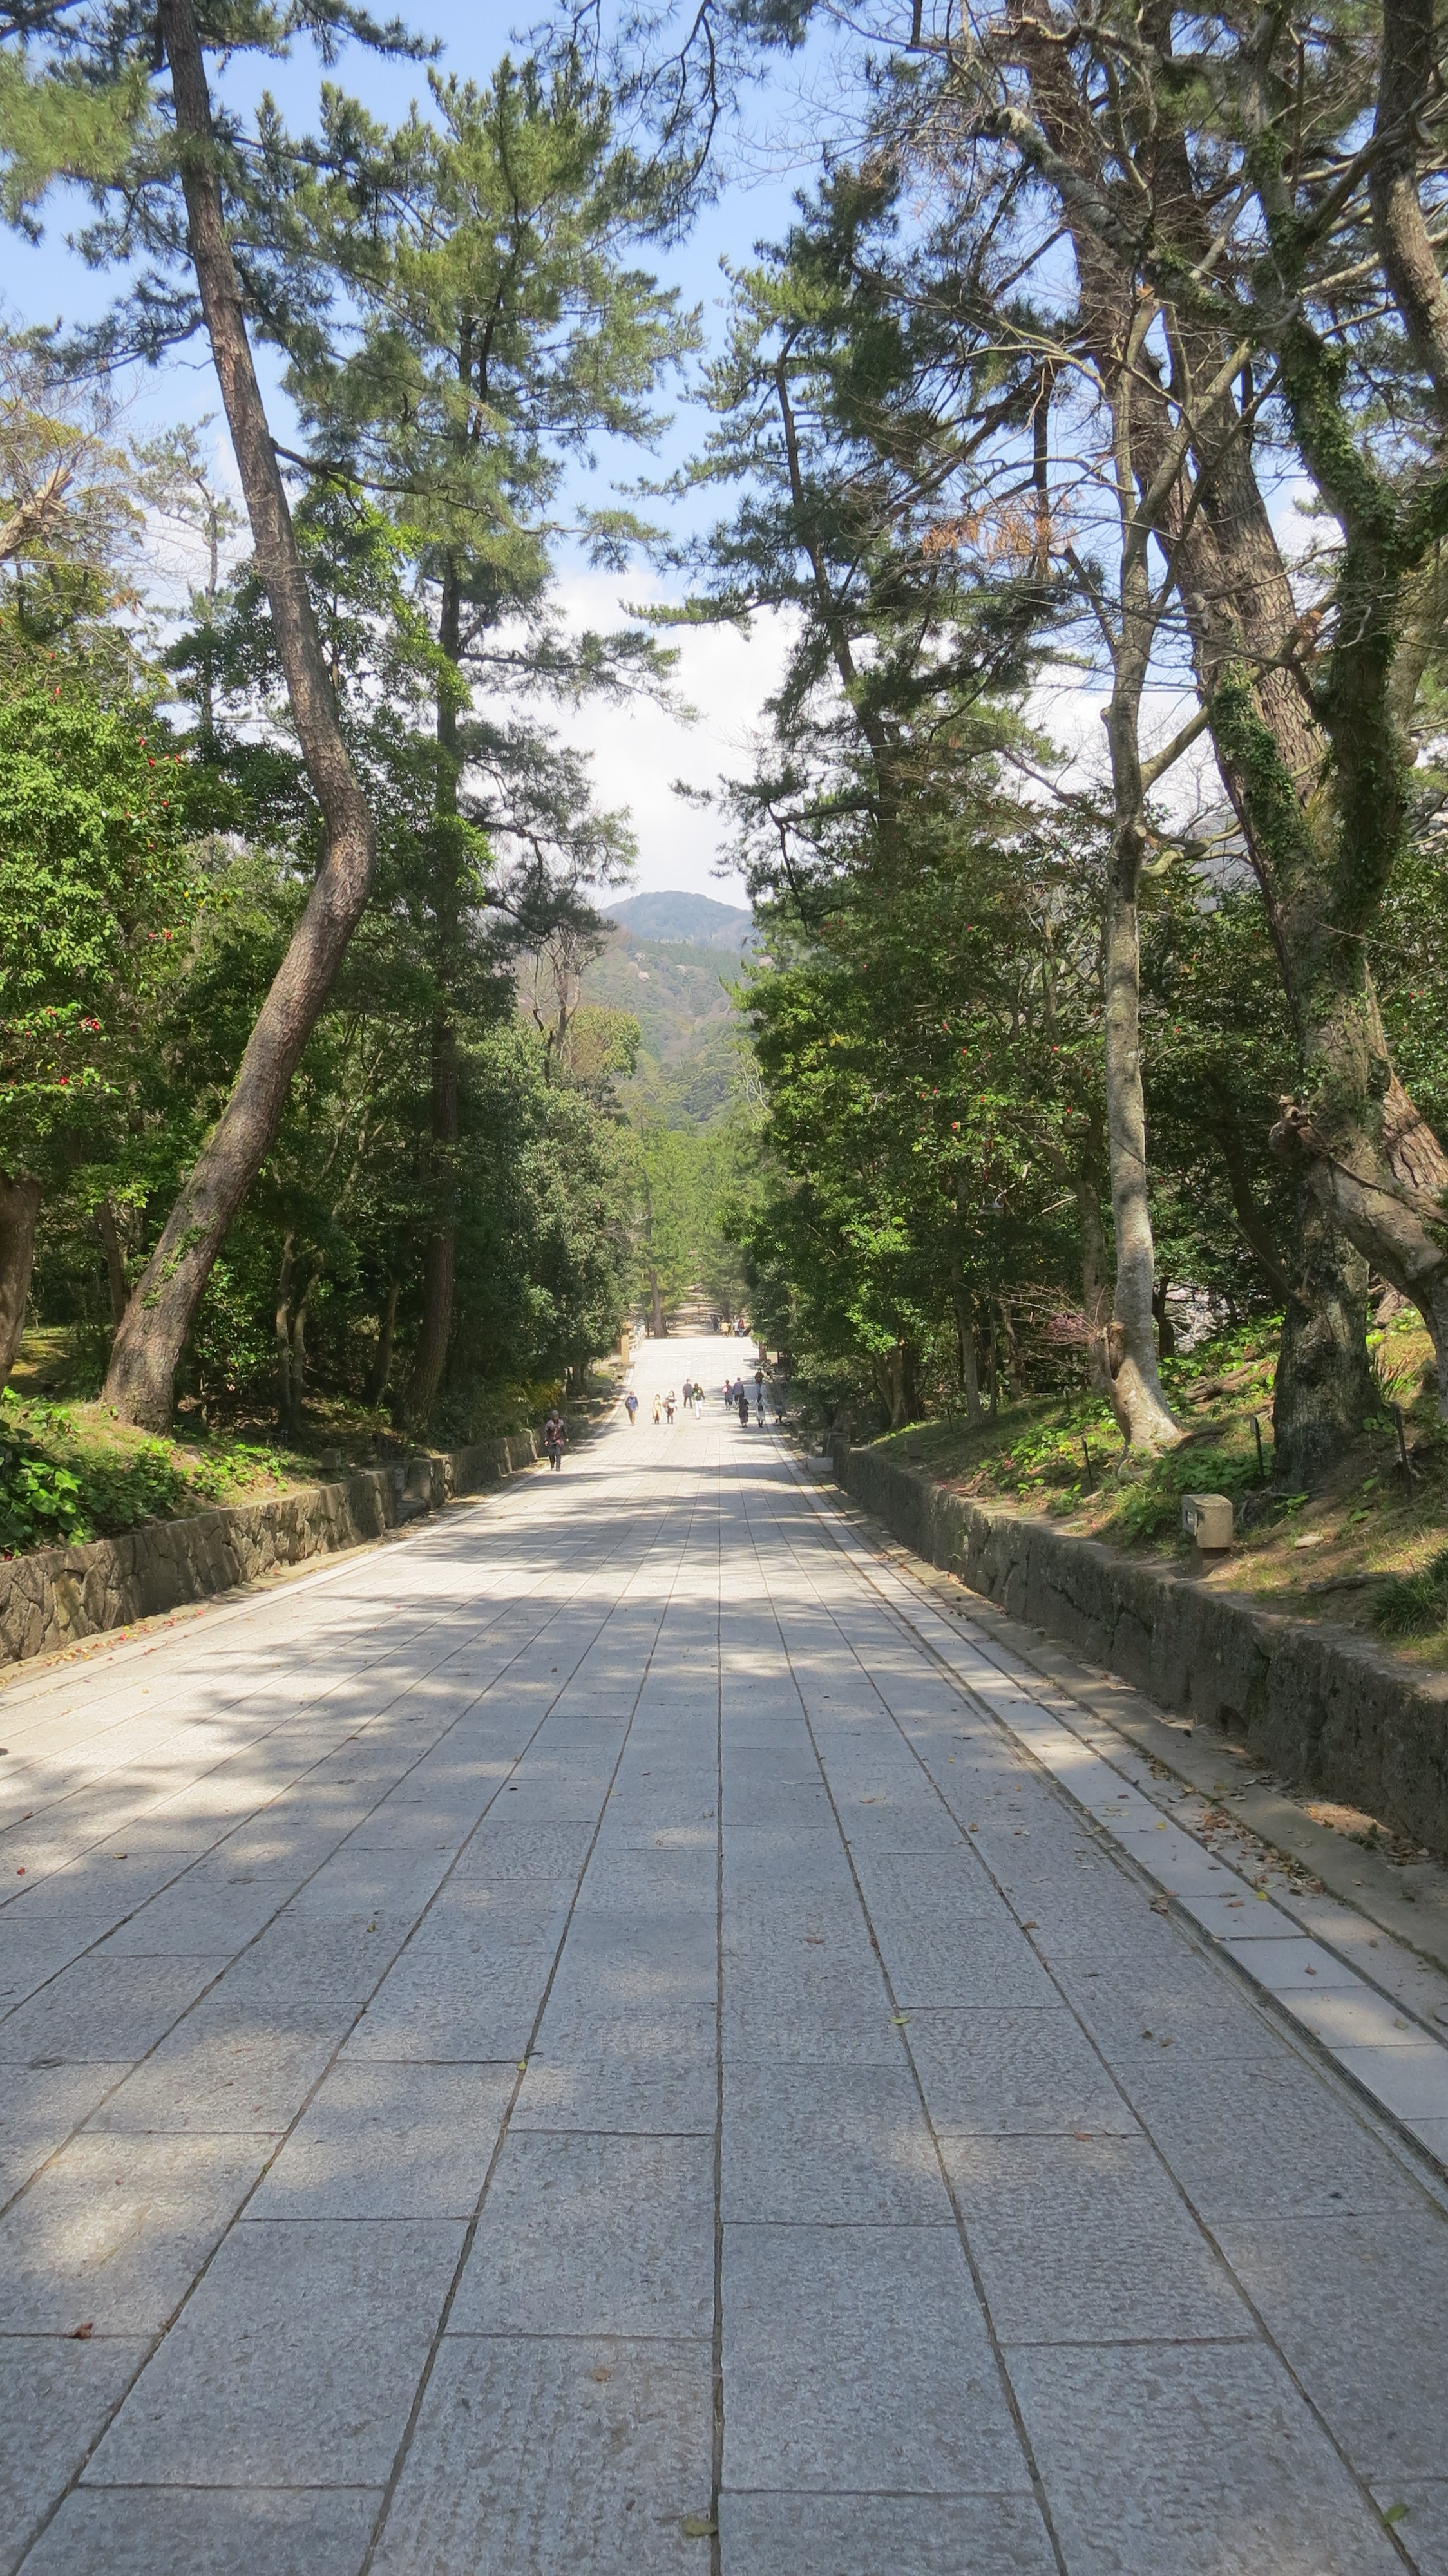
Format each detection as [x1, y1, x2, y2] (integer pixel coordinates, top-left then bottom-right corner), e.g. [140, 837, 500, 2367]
[0, 1170, 41, 1394]
[101, 0, 376, 1430]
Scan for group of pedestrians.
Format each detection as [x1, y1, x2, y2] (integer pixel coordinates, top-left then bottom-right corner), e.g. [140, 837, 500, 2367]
[613, 1344, 785, 1440]
[621, 1383, 704, 1428]
[554, 1350, 783, 1466]
[724, 1368, 770, 1426]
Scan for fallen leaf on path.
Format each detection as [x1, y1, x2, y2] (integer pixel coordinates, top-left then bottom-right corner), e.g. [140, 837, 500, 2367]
[71, 2322, 93, 2340]
[681, 2516, 717, 2539]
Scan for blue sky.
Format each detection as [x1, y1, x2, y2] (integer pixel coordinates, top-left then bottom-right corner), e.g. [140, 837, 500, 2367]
[9, 10, 1237, 896]
[8, 1, 824, 898]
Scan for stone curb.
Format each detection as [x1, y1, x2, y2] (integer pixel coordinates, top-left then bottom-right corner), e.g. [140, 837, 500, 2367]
[833, 1432, 1448, 1861]
[0, 1431, 540, 1669]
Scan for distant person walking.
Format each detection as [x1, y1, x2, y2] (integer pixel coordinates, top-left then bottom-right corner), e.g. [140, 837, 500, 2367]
[736, 1388, 749, 1427]
[625, 1390, 638, 1427]
[543, 1408, 566, 1471]
[665, 1391, 676, 1425]
[652, 1395, 661, 1426]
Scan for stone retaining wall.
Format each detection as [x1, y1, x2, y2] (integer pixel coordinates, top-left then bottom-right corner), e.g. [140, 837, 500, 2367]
[0, 1431, 540, 1669]
[834, 1434, 1448, 1858]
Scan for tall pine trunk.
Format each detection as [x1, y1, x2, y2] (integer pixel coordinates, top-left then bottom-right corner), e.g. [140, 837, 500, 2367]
[406, 1025, 459, 1424]
[406, 561, 462, 1427]
[1005, 15, 1376, 1468]
[1096, 416, 1182, 1452]
[101, 0, 376, 1429]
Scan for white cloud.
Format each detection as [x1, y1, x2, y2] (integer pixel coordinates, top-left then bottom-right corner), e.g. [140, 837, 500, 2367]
[1024, 677, 1226, 826]
[549, 569, 794, 903]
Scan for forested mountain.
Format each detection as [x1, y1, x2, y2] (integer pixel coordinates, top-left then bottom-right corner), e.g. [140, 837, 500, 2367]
[580, 921, 746, 1129]
[605, 891, 754, 951]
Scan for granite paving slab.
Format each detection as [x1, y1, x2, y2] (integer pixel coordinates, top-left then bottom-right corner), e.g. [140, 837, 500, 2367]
[0, 2128, 271, 2334]
[449, 2130, 714, 2339]
[370, 2334, 714, 2576]
[1009, 2340, 1402, 2575]
[20, 2486, 382, 2576]
[84, 2215, 464, 2487]
[715, 2491, 1060, 2576]
[0, 2334, 150, 2576]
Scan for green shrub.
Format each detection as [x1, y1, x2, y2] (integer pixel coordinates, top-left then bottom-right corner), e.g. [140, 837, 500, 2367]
[1375, 1548, 1448, 1638]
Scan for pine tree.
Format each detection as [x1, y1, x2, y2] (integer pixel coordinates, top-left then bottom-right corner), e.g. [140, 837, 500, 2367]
[275, 54, 692, 1419]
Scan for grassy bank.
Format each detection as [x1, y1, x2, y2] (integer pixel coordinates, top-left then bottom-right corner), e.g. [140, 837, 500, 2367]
[2, 1330, 623, 1560]
[866, 1311, 1448, 1668]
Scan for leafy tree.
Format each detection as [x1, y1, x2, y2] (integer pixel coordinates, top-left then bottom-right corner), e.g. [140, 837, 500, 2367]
[0, 0, 428, 1423]
[633, 1124, 705, 1333]
[0, 690, 203, 1385]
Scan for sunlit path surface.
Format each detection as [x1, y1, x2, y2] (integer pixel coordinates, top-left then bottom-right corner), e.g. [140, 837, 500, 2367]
[1, 1330, 1442, 2574]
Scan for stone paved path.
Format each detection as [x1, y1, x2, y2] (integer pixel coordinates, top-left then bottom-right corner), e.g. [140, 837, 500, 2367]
[3, 1331, 1447, 2575]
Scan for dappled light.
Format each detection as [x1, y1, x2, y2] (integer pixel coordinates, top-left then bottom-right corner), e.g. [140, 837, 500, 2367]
[4, 1334, 1444, 2570]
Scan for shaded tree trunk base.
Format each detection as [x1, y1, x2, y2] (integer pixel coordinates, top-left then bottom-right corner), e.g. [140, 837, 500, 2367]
[952, 1290, 982, 1424]
[368, 1280, 400, 1406]
[1272, 1190, 1374, 1488]
[1098, 1318, 1184, 1454]
[96, 1198, 130, 1330]
[0, 1170, 41, 1394]
[408, 1226, 455, 1428]
[1272, 1074, 1448, 1430]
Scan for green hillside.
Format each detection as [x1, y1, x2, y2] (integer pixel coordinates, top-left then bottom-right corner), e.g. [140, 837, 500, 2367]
[582, 925, 748, 1128]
